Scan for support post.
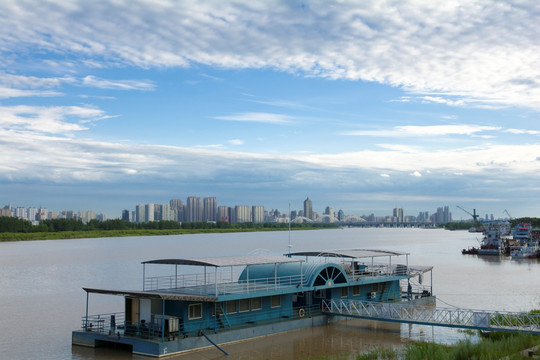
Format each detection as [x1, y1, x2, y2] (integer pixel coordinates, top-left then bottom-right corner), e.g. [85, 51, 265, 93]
[143, 264, 146, 291]
[246, 265, 249, 293]
[175, 265, 178, 288]
[215, 267, 218, 295]
[85, 291, 89, 331]
[274, 263, 277, 290]
[162, 299, 165, 343]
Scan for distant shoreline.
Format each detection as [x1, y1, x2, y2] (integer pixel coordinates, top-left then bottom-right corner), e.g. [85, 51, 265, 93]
[0, 227, 316, 242]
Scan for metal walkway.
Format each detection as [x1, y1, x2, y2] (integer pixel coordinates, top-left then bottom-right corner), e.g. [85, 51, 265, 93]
[322, 299, 540, 335]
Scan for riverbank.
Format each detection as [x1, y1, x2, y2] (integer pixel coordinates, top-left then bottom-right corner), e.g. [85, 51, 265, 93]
[350, 331, 540, 360]
[0, 226, 318, 242]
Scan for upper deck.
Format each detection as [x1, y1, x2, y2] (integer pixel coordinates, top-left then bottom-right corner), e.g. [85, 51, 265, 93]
[134, 249, 425, 301]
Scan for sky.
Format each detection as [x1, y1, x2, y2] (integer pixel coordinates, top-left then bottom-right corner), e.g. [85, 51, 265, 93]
[1, 0, 540, 219]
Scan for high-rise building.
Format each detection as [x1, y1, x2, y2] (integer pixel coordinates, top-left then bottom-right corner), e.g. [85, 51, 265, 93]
[252, 206, 264, 224]
[15, 207, 26, 219]
[203, 197, 217, 222]
[217, 206, 229, 223]
[186, 196, 203, 222]
[136, 204, 144, 223]
[290, 210, 297, 221]
[170, 199, 184, 222]
[234, 205, 251, 223]
[27, 207, 37, 221]
[79, 210, 96, 224]
[393, 207, 404, 223]
[436, 206, 452, 224]
[324, 206, 334, 218]
[303, 197, 313, 220]
[145, 203, 154, 222]
[337, 209, 345, 221]
[122, 209, 130, 222]
[160, 204, 173, 221]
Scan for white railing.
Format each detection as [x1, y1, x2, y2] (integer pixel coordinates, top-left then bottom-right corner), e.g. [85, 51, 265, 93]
[322, 299, 540, 334]
[144, 273, 304, 296]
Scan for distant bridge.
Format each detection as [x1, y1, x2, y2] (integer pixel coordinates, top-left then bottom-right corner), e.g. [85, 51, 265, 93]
[322, 299, 540, 335]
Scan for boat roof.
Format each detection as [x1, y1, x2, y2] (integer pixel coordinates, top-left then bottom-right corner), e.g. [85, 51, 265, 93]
[83, 287, 218, 302]
[288, 249, 409, 258]
[142, 254, 303, 268]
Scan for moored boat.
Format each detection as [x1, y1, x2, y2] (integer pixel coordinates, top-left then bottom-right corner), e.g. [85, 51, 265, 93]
[72, 249, 434, 357]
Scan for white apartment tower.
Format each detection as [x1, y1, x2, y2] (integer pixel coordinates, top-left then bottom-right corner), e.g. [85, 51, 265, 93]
[187, 196, 203, 222]
[217, 206, 229, 222]
[252, 205, 265, 224]
[203, 197, 217, 222]
[234, 205, 251, 223]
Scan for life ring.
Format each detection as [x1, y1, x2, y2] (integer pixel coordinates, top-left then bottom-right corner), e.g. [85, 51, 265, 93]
[298, 308, 305, 318]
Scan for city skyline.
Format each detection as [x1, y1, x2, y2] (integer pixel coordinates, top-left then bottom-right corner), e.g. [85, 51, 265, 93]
[8, 196, 507, 224]
[1, 1, 539, 219]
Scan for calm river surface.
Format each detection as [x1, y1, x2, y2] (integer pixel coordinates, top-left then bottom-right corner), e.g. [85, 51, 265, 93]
[1, 228, 539, 359]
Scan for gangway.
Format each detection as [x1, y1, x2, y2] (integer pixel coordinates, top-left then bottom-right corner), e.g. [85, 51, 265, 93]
[322, 299, 540, 335]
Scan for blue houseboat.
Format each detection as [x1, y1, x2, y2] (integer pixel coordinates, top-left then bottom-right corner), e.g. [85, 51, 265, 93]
[72, 249, 434, 357]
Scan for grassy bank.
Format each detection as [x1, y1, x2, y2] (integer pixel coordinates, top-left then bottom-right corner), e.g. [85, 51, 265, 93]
[352, 332, 540, 360]
[0, 226, 305, 242]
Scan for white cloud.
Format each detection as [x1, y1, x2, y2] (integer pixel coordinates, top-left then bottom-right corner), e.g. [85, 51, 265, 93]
[410, 171, 422, 177]
[228, 139, 244, 145]
[0, 87, 63, 99]
[505, 128, 540, 135]
[380, 173, 390, 178]
[342, 124, 501, 137]
[420, 96, 466, 107]
[214, 112, 293, 124]
[0, 105, 107, 134]
[2, 1, 540, 109]
[82, 75, 156, 91]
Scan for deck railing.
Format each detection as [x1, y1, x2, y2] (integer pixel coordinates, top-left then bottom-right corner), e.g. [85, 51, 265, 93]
[144, 273, 305, 295]
[81, 304, 322, 341]
[81, 312, 125, 334]
[144, 264, 407, 295]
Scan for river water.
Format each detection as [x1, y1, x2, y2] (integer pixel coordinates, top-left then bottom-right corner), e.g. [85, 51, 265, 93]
[0, 228, 538, 359]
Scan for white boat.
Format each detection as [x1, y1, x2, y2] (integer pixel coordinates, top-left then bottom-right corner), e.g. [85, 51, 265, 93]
[511, 241, 540, 259]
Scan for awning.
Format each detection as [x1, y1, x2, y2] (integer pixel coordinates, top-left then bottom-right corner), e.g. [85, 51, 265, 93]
[142, 254, 303, 268]
[288, 249, 409, 259]
[83, 287, 218, 302]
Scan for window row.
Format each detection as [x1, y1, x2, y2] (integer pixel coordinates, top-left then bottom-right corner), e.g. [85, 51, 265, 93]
[189, 295, 282, 320]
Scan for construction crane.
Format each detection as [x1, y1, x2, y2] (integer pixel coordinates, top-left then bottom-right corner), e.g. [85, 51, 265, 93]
[504, 209, 512, 220]
[456, 205, 480, 222]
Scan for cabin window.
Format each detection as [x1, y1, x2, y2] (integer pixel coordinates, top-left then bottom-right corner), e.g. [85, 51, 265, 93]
[226, 300, 237, 314]
[239, 299, 250, 312]
[352, 285, 360, 296]
[271, 295, 281, 308]
[188, 303, 202, 320]
[314, 289, 326, 299]
[341, 287, 348, 297]
[251, 297, 262, 311]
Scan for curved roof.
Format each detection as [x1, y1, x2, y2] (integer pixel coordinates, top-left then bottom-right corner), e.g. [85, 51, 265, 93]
[142, 255, 302, 268]
[288, 249, 409, 258]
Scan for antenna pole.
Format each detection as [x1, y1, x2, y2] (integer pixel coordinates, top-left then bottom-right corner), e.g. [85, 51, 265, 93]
[288, 202, 292, 256]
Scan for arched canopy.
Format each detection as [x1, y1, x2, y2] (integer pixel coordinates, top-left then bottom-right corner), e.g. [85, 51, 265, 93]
[288, 249, 408, 259]
[143, 255, 302, 268]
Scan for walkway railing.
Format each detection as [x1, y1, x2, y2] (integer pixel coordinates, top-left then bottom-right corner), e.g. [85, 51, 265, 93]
[322, 299, 540, 335]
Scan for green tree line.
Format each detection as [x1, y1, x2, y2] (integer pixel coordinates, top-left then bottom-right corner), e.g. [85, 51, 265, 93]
[0, 216, 337, 233]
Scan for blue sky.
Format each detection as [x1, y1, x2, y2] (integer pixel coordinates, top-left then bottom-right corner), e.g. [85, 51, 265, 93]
[1, 1, 539, 219]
